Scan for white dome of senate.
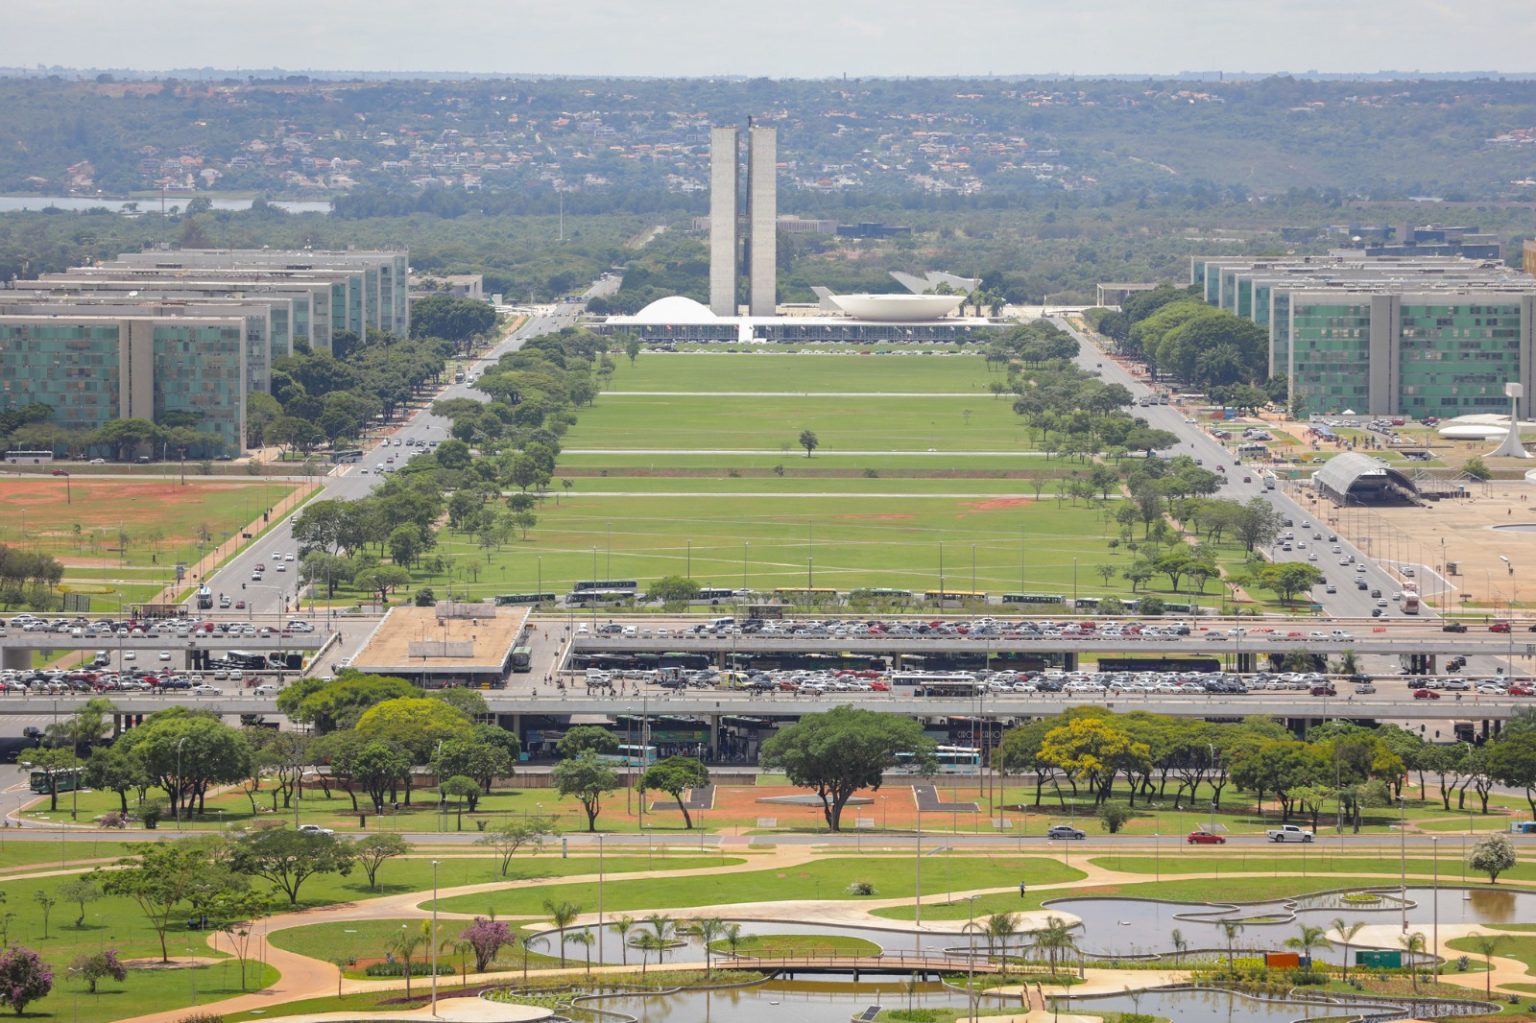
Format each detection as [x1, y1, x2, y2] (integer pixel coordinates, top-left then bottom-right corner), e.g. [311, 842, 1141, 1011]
[631, 295, 719, 324]
[826, 293, 965, 322]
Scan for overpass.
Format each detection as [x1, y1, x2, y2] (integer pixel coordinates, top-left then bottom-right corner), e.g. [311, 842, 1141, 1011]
[567, 629, 1536, 674]
[0, 631, 327, 672]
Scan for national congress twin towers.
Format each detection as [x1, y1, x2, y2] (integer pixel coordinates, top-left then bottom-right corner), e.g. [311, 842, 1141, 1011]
[709, 124, 777, 316]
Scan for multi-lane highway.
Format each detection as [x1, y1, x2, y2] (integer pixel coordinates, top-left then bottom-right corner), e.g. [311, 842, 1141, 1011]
[202, 289, 606, 615]
[1055, 317, 1427, 624]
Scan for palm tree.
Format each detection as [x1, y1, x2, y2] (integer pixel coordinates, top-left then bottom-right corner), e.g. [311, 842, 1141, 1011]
[1285, 924, 1333, 975]
[1399, 931, 1428, 992]
[634, 932, 660, 976]
[692, 917, 725, 975]
[568, 930, 595, 976]
[613, 915, 636, 966]
[386, 928, 429, 998]
[541, 898, 582, 968]
[1170, 928, 1187, 964]
[1032, 916, 1079, 977]
[1219, 920, 1245, 974]
[1332, 918, 1367, 981]
[723, 922, 744, 961]
[985, 912, 1020, 976]
[645, 913, 676, 966]
[1468, 934, 1504, 1000]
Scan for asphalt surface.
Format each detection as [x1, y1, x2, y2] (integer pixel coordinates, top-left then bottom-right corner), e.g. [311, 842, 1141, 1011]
[201, 285, 611, 616]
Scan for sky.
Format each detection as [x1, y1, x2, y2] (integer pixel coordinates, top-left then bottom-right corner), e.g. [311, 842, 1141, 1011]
[3, 0, 1532, 78]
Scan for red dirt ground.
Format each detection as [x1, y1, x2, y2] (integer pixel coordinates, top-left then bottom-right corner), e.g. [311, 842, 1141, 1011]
[964, 497, 1035, 512]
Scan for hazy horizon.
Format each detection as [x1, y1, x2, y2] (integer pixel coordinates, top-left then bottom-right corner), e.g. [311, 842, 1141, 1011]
[4, 0, 1532, 79]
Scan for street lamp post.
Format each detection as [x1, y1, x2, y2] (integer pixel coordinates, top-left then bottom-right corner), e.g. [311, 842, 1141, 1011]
[914, 803, 923, 955]
[430, 859, 440, 1017]
[1399, 797, 1408, 932]
[175, 737, 188, 827]
[1431, 836, 1439, 980]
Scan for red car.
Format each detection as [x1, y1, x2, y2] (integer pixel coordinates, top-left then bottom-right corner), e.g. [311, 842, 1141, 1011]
[1491, 622, 1512, 633]
[1187, 830, 1227, 845]
[50, 469, 68, 477]
[1414, 688, 1442, 700]
[1510, 685, 1534, 697]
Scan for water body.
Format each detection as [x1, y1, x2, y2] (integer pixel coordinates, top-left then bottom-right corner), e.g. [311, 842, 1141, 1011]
[527, 920, 938, 967]
[0, 195, 331, 214]
[1071, 987, 1399, 1023]
[574, 976, 979, 1023]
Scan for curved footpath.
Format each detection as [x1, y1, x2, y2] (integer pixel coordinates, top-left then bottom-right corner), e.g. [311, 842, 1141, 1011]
[109, 845, 1536, 1023]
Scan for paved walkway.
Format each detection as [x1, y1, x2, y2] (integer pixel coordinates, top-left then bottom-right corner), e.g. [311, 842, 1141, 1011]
[257, 996, 548, 1023]
[112, 846, 1536, 1023]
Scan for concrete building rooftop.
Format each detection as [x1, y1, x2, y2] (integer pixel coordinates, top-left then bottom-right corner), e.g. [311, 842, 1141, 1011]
[350, 604, 529, 681]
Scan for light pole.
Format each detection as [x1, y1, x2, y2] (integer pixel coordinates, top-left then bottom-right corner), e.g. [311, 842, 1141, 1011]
[430, 859, 440, 1017]
[742, 542, 749, 592]
[175, 736, 188, 827]
[1399, 797, 1408, 932]
[914, 803, 923, 955]
[686, 539, 691, 580]
[1431, 835, 1439, 980]
[597, 833, 605, 940]
[965, 894, 980, 1021]
[1072, 558, 1078, 612]
[939, 542, 945, 602]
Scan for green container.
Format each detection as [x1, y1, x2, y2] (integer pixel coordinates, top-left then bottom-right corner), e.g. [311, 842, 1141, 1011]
[1356, 950, 1403, 969]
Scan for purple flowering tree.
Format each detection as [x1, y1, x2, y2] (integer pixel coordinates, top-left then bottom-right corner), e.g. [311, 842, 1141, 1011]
[0, 947, 54, 1015]
[460, 917, 515, 974]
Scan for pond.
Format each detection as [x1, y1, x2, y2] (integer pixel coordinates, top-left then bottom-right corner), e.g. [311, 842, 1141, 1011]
[526, 920, 942, 967]
[1069, 986, 1406, 1023]
[564, 976, 981, 1023]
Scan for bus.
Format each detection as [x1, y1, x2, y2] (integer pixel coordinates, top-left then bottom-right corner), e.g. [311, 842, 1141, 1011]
[850, 588, 914, 603]
[1003, 593, 1066, 605]
[573, 580, 639, 593]
[30, 768, 84, 794]
[1402, 585, 1420, 615]
[494, 593, 557, 606]
[924, 590, 987, 604]
[510, 646, 533, 672]
[224, 650, 271, 670]
[3, 450, 55, 465]
[330, 448, 364, 464]
[693, 588, 736, 603]
[773, 588, 840, 602]
[567, 589, 635, 606]
[597, 744, 658, 768]
[895, 746, 982, 775]
[195, 586, 214, 610]
[890, 671, 983, 697]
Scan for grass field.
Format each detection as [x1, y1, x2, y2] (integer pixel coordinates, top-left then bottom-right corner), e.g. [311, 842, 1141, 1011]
[610, 352, 1002, 394]
[431, 855, 1087, 917]
[269, 919, 562, 977]
[0, 477, 300, 610]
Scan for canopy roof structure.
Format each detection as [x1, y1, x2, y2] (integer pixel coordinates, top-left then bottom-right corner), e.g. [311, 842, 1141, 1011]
[1311, 453, 1418, 505]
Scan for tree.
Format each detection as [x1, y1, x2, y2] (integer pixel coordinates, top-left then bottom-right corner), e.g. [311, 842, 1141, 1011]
[355, 696, 473, 765]
[439, 775, 483, 829]
[1463, 456, 1492, 481]
[210, 889, 273, 991]
[477, 817, 557, 876]
[461, 917, 515, 974]
[1468, 934, 1504, 1000]
[1487, 724, 1536, 819]
[387, 926, 430, 998]
[1469, 833, 1518, 884]
[640, 757, 710, 829]
[97, 844, 215, 962]
[231, 828, 356, 905]
[557, 726, 619, 758]
[551, 753, 621, 832]
[0, 947, 52, 1015]
[1032, 916, 1079, 976]
[57, 876, 99, 928]
[1097, 803, 1132, 834]
[31, 892, 55, 940]
[1249, 562, 1325, 604]
[84, 743, 149, 815]
[1332, 918, 1367, 980]
[1284, 924, 1332, 973]
[646, 575, 701, 605]
[115, 711, 253, 821]
[1219, 920, 1244, 973]
[68, 950, 125, 994]
[22, 747, 81, 813]
[542, 900, 582, 967]
[433, 736, 513, 795]
[759, 706, 933, 832]
[798, 429, 819, 458]
[693, 917, 726, 975]
[1399, 930, 1428, 991]
[354, 834, 409, 891]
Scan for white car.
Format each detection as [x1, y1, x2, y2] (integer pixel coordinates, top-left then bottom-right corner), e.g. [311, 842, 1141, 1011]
[253, 683, 281, 695]
[157, 651, 172, 661]
[297, 824, 335, 836]
[189, 684, 220, 695]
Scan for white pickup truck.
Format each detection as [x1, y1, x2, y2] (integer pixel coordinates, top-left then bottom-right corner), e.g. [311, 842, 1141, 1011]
[1266, 824, 1315, 843]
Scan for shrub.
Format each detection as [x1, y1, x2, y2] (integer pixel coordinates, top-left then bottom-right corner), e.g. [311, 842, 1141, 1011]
[845, 881, 876, 896]
[140, 798, 168, 829]
[0, 947, 54, 1015]
[363, 962, 455, 978]
[96, 811, 127, 829]
[1097, 803, 1132, 834]
[176, 1014, 226, 1023]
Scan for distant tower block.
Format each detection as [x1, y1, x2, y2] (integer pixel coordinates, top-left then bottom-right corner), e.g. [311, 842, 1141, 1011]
[1490, 382, 1531, 459]
[708, 126, 740, 316]
[747, 125, 778, 316]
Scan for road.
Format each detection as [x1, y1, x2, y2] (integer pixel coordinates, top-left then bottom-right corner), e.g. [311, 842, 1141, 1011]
[202, 286, 610, 616]
[1055, 318, 1436, 624]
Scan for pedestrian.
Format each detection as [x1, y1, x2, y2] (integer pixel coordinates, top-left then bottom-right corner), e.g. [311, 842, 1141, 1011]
[1019, 881, 1027, 899]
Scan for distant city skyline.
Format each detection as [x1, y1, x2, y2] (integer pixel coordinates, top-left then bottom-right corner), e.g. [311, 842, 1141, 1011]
[4, 0, 1533, 78]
